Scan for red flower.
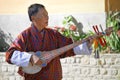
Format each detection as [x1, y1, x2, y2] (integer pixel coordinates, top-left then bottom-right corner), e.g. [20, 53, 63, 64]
[69, 25, 77, 31]
[53, 26, 61, 30]
[60, 27, 65, 32]
[117, 30, 120, 37]
[53, 26, 65, 32]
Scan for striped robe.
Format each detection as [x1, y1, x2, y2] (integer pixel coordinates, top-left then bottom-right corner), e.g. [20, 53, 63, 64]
[6, 25, 75, 80]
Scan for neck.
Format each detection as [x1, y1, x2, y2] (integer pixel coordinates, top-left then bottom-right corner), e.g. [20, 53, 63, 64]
[41, 38, 89, 63]
[37, 27, 45, 31]
[32, 23, 45, 32]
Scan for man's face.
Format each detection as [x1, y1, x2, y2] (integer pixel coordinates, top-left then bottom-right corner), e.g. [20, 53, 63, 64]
[32, 8, 49, 28]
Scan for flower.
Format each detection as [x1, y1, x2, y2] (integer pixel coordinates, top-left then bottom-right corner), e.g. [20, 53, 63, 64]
[53, 15, 89, 42]
[117, 29, 120, 37]
[53, 25, 79, 41]
[53, 26, 61, 30]
[69, 25, 77, 31]
[93, 39, 99, 49]
[54, 26, 65, 32]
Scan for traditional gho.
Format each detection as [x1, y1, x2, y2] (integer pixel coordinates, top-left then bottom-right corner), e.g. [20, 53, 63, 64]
[22, 27, 113, 74]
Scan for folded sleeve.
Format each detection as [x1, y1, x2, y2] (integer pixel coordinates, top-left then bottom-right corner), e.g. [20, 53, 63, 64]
[73, 42, 92, 55]
[6, 30, 32, 66]
[10, 50, 32, 67]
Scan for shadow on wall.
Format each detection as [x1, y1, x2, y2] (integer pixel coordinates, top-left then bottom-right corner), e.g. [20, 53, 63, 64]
[70, 15, 84, 34]
[0, 28, 13, 52]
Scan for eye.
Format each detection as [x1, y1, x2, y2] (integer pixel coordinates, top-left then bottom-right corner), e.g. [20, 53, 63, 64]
[42, 14, 48, 17]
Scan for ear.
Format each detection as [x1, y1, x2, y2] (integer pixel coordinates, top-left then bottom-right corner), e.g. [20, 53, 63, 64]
[31, 16, 35, 21]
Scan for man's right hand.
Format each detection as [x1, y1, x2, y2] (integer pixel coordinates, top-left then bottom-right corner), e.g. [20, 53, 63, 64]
[105, 27, 113, 36]
[30, 53, 43, 66]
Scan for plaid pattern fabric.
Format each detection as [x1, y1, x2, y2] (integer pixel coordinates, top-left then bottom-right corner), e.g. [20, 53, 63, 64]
[6, 24, 75, 80]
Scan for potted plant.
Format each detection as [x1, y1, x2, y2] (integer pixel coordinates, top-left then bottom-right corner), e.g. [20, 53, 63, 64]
[105, 11, 120, 53]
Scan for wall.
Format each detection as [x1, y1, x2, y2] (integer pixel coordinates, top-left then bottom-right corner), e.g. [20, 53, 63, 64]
[105, 0, 120, 12]
[1, 0, 120, 14]
[0, 0, 106, 40]
[1, 52, 120, 80]
[0, 13, 106, 40]
[0, 0, 105, 14]
[0, 13, 106, 80]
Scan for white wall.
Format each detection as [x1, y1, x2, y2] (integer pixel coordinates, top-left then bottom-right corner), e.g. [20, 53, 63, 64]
[0, 13, 106, 40]
[1, 53, 120, 80]
[0, 0, 105, 14]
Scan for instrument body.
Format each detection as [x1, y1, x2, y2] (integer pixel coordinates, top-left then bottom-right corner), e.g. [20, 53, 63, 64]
[22, 27, 113, 74]
[22, 37, 90, 74]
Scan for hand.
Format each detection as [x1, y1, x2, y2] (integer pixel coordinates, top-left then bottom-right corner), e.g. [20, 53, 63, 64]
[87, 32, 103, 48]
[87, 35, 95, 48]
[30, 54, 43, 66]
[105, 27, 113, 36]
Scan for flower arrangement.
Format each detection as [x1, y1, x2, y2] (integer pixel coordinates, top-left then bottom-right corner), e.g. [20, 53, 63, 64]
[54, 15, 89, 42]
[54, 14, 120, 54]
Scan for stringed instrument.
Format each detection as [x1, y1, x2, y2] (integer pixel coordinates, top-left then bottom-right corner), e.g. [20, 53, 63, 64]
[22, 27, 113, 74]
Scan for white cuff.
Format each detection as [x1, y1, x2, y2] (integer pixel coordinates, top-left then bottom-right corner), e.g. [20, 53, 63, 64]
[10, 51, 32, 67]
[73, 42, 92, 55]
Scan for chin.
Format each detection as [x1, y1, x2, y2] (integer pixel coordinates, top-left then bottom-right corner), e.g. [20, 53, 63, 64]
[45, 24, 48, 27]
[44, 26, 48, 28]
